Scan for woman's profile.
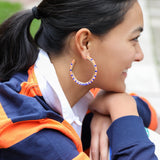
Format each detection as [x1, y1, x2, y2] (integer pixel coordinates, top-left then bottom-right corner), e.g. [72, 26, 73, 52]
[0, 0, 158, 159]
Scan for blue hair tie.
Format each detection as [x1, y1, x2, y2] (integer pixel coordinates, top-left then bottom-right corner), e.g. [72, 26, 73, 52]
[32, 6, 41, 19]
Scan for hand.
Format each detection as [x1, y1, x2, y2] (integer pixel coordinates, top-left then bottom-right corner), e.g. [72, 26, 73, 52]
[89, 92, 139, 122]
[90, 112, 111, 160]
[89, 90, 110, 115]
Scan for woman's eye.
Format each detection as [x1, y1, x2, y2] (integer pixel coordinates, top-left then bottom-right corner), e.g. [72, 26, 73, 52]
[132, 35, 140, 42]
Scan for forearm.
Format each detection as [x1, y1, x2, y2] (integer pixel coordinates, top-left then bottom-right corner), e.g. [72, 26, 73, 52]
[107, 116, 158, 159]
[108, 93, 138, 122]
[89, 92, 158, 159]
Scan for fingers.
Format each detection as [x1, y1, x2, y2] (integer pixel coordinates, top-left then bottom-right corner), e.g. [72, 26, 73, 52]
[90, 113, 111, 160]
[100, 130, 109, 160]
[90, 133, 109, 160]
[90, 133, 100, 160]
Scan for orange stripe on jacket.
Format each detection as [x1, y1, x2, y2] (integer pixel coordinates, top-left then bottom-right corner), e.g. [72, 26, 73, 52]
[140, 96, 158, 130]
[90, 88, 100, 97]
[0, 103, 13, 130]
[62, 120, 83, 152]
[19, 65, 42, 97]
[130, 93, 158, 131]
[0, 103, 8, 120]
[0, 118, 83, 153]
[73, 152, 90, 160]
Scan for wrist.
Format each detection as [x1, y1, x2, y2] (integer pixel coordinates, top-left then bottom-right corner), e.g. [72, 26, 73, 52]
[107, 93, 139, 122]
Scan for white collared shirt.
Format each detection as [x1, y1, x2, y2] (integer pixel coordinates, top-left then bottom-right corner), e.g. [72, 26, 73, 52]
[34, 49, 93, 137]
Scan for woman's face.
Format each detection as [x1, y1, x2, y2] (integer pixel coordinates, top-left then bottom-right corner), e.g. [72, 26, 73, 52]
[92, 1, 144, 92]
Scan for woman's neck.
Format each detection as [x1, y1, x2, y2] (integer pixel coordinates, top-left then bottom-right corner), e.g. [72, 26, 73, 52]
[50, 54, 92, 107]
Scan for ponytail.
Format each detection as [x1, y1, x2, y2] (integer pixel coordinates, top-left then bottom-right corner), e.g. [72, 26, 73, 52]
[0, 10, 39, 81]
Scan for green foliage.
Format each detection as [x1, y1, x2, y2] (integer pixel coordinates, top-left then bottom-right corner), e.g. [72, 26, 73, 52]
[30, 19, 41, 38]
[0, 1, 41, 37]
[0, 1, 22, 24]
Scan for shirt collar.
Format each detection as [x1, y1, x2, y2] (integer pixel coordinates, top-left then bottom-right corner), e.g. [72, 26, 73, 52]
[34, 49, 93, 127]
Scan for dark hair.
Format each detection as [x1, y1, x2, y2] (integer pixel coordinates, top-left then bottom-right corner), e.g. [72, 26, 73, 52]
[0, 0, 136, 81]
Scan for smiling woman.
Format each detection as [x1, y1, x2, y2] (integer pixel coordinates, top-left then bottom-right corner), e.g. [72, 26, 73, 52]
[0, 0, 158, 160]
[89, 1, 144, 93]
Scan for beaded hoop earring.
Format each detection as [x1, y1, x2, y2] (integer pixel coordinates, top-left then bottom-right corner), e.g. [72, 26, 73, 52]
[70, 56, 97, 86]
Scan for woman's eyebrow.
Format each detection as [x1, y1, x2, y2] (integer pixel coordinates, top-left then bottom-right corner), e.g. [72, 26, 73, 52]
[132, 26, 143, 33]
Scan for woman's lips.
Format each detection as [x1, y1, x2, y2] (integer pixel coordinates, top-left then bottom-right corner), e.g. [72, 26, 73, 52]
[122, 69, 128, 78]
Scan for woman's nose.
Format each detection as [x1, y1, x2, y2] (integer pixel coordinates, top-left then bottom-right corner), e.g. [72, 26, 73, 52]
[135, 44, 144, 62]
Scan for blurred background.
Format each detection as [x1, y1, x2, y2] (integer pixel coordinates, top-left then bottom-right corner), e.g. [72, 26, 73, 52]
[0, 0, 160, 133]
[126, 0, 160, 133]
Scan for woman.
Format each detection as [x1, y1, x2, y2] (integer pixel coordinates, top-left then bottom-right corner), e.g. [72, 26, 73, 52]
[0, 0, 158, 159]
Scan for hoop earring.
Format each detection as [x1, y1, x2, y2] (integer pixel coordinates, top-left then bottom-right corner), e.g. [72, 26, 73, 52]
[70, 56, 97, 86]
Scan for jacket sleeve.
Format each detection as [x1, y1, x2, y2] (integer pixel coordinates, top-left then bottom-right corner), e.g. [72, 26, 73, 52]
[107, 116, 158, 160]
[131, 93, 158, 130]
[0, 129, 89, 160]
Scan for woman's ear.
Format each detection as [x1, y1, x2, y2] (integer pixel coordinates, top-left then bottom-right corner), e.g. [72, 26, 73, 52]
[75, 28, 91, 59]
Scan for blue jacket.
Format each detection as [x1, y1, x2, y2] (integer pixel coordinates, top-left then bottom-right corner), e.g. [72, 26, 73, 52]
[0, 66, 158, 159]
